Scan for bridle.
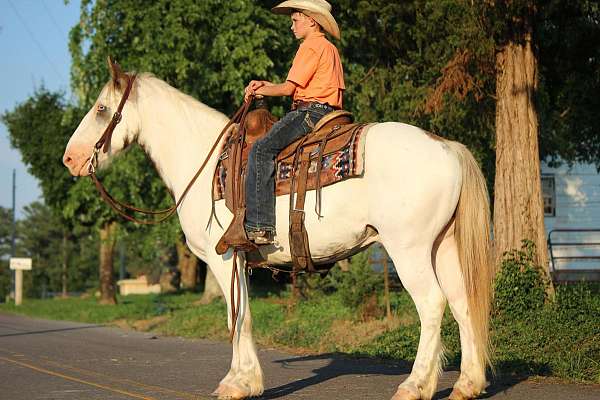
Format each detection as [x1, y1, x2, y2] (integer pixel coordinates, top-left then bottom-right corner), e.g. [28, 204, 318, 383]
[87, 74, 253, 342]
[87, 73, 253, 225]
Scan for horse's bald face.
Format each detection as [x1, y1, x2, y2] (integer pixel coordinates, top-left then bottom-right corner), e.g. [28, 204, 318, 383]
[63, 58, 139, 176]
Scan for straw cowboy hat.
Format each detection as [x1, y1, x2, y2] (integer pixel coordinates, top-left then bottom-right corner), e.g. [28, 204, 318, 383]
[272, 0, 341, 40]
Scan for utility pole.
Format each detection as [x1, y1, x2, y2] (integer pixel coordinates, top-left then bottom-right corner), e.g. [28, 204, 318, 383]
[10, 169, 16, 298]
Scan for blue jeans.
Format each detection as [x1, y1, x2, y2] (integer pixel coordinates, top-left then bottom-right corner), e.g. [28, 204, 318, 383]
[245, 102, 334, 232]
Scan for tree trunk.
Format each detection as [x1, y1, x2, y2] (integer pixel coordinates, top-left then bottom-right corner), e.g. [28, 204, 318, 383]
[198, 267, 223, 304]
[61, 232, 68, 298]
[494, 32, 554, 296]
[383, 257, 392, 320]
[99, 222, 117, 305]
[176, 239, 198, 290]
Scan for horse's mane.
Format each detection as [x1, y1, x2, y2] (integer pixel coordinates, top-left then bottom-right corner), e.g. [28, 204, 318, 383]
[113, 72, 230, 190]
[136, 73, 229, 126]
[103, 71, 229, 138]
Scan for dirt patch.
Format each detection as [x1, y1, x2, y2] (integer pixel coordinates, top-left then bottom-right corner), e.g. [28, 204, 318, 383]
[321, 316, 406, 351]
[111, 319, 132, 330]
[131, 315, 169, 332]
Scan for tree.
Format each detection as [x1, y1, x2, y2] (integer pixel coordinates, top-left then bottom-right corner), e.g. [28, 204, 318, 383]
[7, 0, 590, 303]
[335, 0, 497, 183]
[97, 221, 117, 304]
[537, 1, 600, 166]
[392, 1, 598, 291]
[18, 202, 63, 297]
[67, 0, 297, 298]
[199, 267, 223, 304]
[0, 207, 13, 300]
[71, 0, 294, 112]
[488, 1, 549, 284]
[2, 89, 83, 297]
[479, 0, 598, 290]
[63, 146, 178, 303]
[0, 207, 11, 259]
[177, 237, 198, 290]
[2, 88, 160, 302]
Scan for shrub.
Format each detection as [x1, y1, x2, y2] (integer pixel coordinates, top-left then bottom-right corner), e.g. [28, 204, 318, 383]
[326, 250, 383, 310]
[494, 240, 547, 318]
[305, 249, 385, 320]
[554, 282, 600, 316]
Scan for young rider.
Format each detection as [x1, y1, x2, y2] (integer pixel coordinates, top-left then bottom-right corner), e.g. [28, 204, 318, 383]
[244, 0, 345, 244]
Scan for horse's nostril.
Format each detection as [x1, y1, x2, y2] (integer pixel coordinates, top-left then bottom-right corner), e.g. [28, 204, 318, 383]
[63, 155, 73, 166]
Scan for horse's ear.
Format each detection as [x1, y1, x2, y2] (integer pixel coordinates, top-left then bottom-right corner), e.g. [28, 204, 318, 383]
[107, 56, 127, 90]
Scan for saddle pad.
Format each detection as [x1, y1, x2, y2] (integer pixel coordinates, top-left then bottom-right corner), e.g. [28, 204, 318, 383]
[212, 124, 372, 201]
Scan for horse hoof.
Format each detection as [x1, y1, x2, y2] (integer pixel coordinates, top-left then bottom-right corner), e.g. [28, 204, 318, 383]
[213, 384, 247, 400]
[448, 387, 471, 400]
[391, 387, 419, 400]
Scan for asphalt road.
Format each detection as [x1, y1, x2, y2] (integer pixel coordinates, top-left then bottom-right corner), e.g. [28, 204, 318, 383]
[0, 313, 598, 400]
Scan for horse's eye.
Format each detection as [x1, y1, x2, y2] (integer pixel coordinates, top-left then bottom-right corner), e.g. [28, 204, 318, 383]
[97, 104, 107, 113]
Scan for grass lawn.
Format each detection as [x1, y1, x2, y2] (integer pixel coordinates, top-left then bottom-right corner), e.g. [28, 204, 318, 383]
[1, 284, 598, 384]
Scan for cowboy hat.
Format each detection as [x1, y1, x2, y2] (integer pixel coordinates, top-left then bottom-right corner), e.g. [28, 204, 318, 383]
[272, 0, 340, 40]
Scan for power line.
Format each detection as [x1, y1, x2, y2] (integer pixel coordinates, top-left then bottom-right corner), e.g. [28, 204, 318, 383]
[7, 0, 65, 83]
[41, 0, 66, 39]
[41, 0, 77, 104]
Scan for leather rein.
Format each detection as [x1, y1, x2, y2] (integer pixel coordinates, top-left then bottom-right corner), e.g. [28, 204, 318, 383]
[87, 74, 253, 225]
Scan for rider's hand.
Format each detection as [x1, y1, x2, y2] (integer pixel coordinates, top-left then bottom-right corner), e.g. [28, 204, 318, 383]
[244, 80, 265, 102]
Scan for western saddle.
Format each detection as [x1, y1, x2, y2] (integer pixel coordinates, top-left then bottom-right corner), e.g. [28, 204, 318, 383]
[213, 100, 366, 275]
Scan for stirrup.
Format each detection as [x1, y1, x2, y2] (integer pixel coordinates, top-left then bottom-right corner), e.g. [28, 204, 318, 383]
[246, 229, 275, 245]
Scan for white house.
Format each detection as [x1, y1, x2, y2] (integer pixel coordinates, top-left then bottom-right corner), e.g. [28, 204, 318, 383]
[541, 161, 600, 281]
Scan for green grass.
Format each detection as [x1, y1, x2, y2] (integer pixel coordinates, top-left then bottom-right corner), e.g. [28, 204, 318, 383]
[1, 285, 598, 384]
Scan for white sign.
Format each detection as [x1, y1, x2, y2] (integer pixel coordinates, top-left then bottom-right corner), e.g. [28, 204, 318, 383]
[10, 258, 32, 270]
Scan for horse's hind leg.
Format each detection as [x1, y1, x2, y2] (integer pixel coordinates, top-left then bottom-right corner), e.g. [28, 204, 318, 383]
[434, 225, 486, 399]
[383, 242, 447, 400]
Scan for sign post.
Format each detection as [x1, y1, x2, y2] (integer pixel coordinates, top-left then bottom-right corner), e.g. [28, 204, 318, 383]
[10, 258, 32, 306]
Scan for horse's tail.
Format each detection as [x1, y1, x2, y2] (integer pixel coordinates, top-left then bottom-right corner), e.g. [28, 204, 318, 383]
[447, 141, 494, 371]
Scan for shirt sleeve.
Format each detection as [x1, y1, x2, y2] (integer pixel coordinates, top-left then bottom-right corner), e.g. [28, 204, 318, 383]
[286, 44, 319, 87]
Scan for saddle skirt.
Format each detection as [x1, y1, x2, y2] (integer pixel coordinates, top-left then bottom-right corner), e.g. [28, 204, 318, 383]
[212, 109, 370, 208]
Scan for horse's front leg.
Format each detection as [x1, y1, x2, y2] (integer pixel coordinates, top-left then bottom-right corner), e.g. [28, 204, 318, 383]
[206, 251, 264, 400]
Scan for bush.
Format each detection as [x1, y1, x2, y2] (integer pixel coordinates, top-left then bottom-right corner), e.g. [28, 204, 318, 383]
[494, 240, 547, 318]
[0, 260, 11, 302]
[322, 250, 383, 310]
[490, 241, 600, 383]
[555, 282, 600, 316]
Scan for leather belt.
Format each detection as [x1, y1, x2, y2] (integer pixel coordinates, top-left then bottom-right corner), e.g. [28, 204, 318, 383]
[291, 100, 339, 111]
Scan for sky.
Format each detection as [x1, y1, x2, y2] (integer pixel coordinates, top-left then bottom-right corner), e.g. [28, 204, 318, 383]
[0, 0, 81, 218]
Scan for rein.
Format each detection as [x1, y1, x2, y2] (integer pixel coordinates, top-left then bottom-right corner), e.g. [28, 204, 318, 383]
[87, 74, 253, 343]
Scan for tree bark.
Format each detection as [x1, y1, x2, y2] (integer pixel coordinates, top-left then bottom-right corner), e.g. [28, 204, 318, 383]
[198, 267, 223, 304]
[383, 257, 392, 320]
[176, 239, 198, 290]
[99, 222, 117, 305]
[61, 232, 68, 298]
[494, 32, 554, 295]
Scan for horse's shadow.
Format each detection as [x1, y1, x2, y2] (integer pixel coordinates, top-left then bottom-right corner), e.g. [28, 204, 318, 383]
[257, 353, 537, 399]
[258, 352, 411, 399]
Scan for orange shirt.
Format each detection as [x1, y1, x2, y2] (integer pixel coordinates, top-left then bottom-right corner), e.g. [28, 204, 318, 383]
[286, 32, 345, 109]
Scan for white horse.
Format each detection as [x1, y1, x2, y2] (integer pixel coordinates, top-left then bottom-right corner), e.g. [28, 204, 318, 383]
[63, 61, 494, 400]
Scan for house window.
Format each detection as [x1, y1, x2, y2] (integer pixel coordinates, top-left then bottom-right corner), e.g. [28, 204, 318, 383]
[541, 175, 556, 217]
